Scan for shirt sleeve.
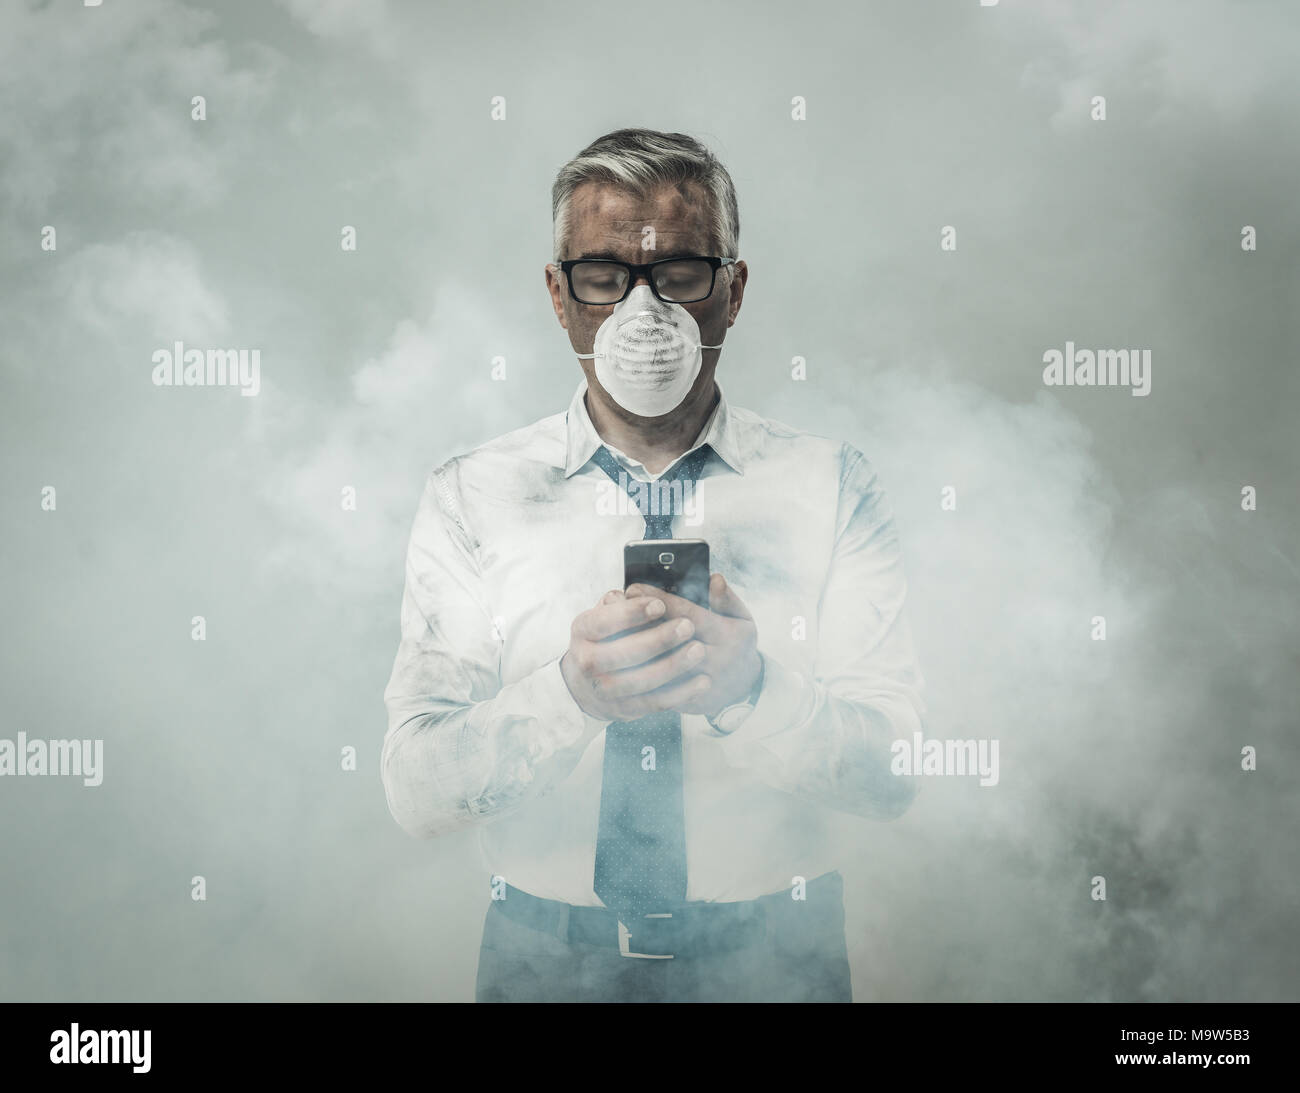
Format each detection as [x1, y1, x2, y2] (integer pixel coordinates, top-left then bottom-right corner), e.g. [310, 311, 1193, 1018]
[712, 445, 927, 821]
[381, 462, 610, 839]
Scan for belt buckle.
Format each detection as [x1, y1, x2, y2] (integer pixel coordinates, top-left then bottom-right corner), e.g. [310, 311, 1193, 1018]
[617, 913, 674, 959]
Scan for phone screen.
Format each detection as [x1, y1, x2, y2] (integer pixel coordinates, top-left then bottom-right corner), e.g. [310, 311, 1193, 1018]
[624, 539, 710, 609]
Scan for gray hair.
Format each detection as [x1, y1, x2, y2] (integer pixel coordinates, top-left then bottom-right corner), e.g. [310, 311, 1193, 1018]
[551, 128, 740, 262]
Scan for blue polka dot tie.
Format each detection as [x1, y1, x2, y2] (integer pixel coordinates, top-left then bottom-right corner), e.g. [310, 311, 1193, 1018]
[589, 443, 711, 921]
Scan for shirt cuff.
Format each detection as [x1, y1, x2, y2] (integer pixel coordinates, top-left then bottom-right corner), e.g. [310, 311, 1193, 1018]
[467, 657, 610, 817]
[529, 654, 611, 755]
[712, 649, 813, 752]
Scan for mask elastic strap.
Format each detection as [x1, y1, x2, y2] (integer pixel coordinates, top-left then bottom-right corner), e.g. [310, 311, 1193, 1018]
[576, 342, 722, 360]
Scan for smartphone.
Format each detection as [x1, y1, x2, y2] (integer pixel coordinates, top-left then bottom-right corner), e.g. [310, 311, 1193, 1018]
[624, 538, 710, 609]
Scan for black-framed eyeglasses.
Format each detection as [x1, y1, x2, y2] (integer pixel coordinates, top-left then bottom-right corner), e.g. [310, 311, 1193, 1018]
[552, 256, 736, 305]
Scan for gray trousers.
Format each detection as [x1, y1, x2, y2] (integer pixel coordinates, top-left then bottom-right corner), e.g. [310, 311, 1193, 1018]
[475, 871, 852, 1003]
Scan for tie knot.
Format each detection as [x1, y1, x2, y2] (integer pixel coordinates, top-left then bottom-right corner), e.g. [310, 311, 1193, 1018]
[590, 444, 710, 539]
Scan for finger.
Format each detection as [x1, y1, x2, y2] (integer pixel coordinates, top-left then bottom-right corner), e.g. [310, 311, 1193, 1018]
[592, 636, 708, 698]
[616, 670, 713, 718]
[625, 583, 721, 641]
[599, 588, 625, 606]
[574, 595, 666, 642]
[708, 572, 753, 621]
[582, 616, 697, 675]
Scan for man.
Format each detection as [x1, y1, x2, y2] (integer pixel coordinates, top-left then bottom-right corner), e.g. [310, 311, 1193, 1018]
[382, 128, 926, 1002]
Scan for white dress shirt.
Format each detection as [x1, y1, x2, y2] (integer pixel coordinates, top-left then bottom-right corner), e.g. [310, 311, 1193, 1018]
[382, 378, 927, 904]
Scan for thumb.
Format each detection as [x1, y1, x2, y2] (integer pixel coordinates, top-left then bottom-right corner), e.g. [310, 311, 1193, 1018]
[709, 572, 752, 620]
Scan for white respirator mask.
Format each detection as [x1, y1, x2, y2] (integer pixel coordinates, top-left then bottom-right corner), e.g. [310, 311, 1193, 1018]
[575, 284, 723, 418]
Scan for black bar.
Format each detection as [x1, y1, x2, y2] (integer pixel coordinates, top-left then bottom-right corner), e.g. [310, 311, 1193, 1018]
[0, 1001, 1289, 1080]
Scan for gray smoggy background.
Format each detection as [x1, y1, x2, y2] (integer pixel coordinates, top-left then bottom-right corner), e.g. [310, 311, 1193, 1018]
[2, 0, 1297, 1001]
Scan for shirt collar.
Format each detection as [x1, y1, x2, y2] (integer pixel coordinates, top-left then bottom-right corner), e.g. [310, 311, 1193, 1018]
[562, 377, 745, 479]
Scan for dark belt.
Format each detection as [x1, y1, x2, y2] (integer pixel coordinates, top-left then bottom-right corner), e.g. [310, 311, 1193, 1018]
[493, 883, 771, 959]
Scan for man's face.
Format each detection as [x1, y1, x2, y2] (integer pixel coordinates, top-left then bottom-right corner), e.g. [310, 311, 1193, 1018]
[545, 181, 747, 420]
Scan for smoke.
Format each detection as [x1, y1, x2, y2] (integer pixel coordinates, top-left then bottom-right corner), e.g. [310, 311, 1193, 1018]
[2, 0, 1296, 1002]
[800, 355, 1300, 1000]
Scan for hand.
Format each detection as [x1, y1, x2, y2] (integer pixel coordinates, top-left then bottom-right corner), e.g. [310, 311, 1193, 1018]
[624, 573, 761, 719]
[560, 588, 713, 722]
